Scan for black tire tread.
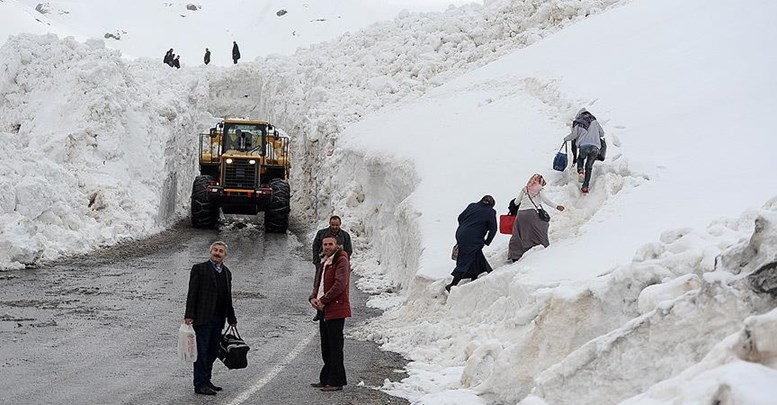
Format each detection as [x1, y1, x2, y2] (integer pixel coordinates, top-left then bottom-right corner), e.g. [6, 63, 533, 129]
[191, 175, 218, 228]
[264, 178, 290, 233]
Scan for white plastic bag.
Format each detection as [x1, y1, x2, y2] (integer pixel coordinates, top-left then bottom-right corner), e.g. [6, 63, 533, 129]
[177, 323, 197, 363]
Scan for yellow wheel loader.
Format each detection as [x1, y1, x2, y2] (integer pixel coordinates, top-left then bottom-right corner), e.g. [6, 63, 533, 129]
[191, 118, 291, 232]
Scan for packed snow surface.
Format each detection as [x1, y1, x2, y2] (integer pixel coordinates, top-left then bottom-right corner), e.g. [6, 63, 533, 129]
[1, 0, 776, 404]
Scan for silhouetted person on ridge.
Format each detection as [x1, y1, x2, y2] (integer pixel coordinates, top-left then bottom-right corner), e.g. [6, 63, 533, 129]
[232, 41, 240, 64]
[164, 48, 173, 65]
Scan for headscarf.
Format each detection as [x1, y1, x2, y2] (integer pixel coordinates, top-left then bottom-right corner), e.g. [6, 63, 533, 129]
[479, 195, 496, 207]
[524, 173, 546, 197]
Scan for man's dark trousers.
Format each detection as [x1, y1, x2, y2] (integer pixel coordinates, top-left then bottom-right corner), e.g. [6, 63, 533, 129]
[318, 317, 347, 387]
[193, 314, 225, 389]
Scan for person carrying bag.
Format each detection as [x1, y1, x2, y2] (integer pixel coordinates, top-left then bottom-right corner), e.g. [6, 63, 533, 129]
[507, 174, 565, 262]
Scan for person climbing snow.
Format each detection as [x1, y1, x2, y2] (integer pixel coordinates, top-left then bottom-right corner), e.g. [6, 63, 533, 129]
[564, 108, 605, 194]
[507, 174, 565, 262]
[445, 195, 497, 292]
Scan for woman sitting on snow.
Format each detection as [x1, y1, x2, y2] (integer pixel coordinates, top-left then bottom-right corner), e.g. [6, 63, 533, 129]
[508, 174, 565, 262]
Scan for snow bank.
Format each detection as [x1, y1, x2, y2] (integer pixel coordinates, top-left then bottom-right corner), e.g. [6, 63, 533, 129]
[0, 34, 212, 268]
[352, 204, 777, 404]
[619, 307, 777, 405]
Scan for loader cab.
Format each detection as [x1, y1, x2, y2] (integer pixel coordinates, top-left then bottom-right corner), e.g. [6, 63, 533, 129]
[221, 122, 266, 155]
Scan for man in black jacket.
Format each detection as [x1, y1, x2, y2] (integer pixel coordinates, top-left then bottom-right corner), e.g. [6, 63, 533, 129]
[232, 41, 240, 64]
[312, 216, 353, 265]
[184, 241, 237, 396]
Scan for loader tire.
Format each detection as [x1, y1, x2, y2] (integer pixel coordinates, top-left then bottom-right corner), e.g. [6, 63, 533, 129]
[191, 175, 218, 229]
[264, 178, 290, 233]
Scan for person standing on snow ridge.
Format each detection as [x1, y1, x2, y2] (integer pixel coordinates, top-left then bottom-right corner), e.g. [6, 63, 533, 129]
[309, 236, 351, 392]
[507, 174, 565, 262]
[564, 108, 605, 194]
[445, 195, 497, 292]
[311, 216, 353, 321]
[184, 241, 238, 396]
[173, 55, 181, 69]
[232, 41, 241, 64]
[204, 48, 211, 65]
[164, 48, 173, 65]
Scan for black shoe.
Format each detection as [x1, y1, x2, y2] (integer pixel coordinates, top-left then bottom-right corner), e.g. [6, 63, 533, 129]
[208, 383, 223, 391]
[444, 284, 452, 292]
[195, 386, 217, 395]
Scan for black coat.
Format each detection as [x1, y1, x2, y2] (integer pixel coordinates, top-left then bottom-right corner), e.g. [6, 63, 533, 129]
[452, 202, 497, 277]
[185, 261, 237, 326]
[172, 58, 180, 69]
[232, 43, 241, 61]
[204, 51, 211, 65]
[312, 228, 353, 264]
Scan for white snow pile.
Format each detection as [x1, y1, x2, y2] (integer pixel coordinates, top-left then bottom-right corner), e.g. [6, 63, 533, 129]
[0, 34, 212, 269]
[348, 204, 777, 404]
[8, 0, 477, 65]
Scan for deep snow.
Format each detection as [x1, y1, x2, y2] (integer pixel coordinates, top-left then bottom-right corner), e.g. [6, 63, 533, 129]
[1, 0, 776, 404]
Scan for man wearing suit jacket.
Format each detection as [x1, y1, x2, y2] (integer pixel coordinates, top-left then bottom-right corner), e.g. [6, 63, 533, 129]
[185, 241, 238, 396]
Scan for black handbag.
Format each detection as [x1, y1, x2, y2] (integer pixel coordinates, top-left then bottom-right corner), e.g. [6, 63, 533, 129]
[218, 325, 250, 369]
[527, 193, 551, 222]
[597, 137, 607, 161]
[536, 207, 551, 222]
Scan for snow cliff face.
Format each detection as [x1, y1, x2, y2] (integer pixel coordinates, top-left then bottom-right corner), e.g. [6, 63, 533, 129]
[0, 34, 211, 268]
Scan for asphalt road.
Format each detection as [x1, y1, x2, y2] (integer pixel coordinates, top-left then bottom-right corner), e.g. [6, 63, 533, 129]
[0, 222, 408, 405]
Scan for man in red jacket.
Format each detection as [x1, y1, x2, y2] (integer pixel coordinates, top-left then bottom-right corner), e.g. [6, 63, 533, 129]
[309, 236, 351, 392]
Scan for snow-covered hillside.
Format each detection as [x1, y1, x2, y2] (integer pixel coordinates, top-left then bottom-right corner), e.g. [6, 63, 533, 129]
[8, 0, 473, 65]
[1, 0, 776, 404]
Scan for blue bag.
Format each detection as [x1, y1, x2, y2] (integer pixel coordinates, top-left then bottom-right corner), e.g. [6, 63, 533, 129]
[553, 142, 568, 171]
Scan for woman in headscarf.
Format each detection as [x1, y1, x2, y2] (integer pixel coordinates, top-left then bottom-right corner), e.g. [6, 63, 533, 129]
[446, 195, 497, 292]
[508, 174, 565, 262]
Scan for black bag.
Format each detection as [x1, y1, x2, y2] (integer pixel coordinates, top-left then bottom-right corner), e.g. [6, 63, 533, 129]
[597, 138, 607, 161]
[218, 325, 250, 369]
[507, 199, 519, 216]
[527, 194, 551, 222]
[536, 208, 551, 222]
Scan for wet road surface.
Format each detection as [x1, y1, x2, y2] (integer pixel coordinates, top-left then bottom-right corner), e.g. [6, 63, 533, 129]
[0, 222, 408, 405]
